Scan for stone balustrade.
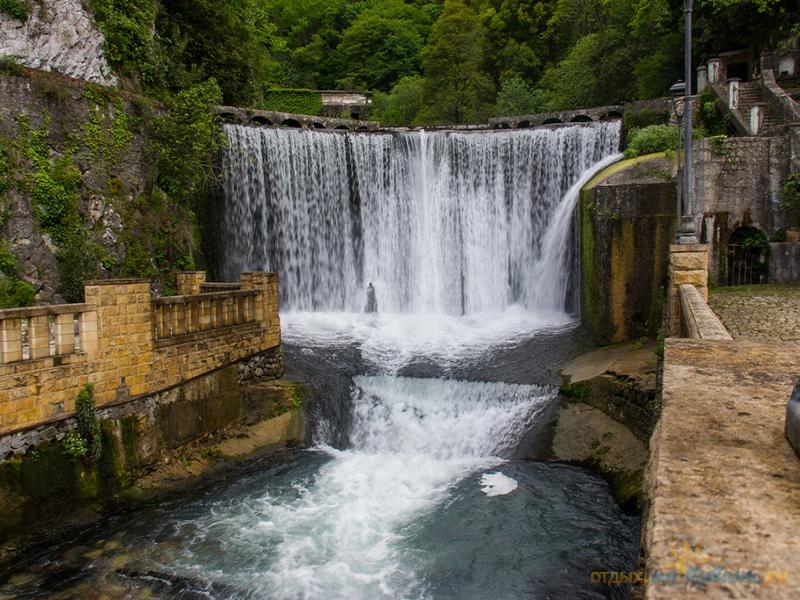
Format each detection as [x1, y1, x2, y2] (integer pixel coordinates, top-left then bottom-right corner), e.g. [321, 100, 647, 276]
[667, 243, 710, 336]
[0, 272, 280, 435]
[0, 303, 97, 364]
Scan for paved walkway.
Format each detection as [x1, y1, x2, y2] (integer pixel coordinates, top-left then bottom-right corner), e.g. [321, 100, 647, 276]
[646, 339, 800, 599]
[708, 284, 800, 345]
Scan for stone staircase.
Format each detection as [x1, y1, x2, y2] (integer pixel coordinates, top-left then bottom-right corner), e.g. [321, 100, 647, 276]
[735, 81, 781, 131]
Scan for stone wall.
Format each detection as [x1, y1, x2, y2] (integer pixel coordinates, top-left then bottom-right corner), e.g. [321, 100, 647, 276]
[0, 272, 281, 436]
[768, 242, 800, 283]
[692, 136, 791, 285]
[0, 70, 149, 300]
[0, 0, 116, 85]
[580, 155, 677, 344]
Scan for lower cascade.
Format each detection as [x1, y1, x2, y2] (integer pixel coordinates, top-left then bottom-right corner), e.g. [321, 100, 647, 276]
[220, 123, 621, 315]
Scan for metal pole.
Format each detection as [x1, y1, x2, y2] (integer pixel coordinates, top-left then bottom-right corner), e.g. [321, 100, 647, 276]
[683, 0, 693, 223]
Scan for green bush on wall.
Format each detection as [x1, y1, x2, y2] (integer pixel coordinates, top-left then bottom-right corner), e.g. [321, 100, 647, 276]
[265, 89, 323, 116]
[0, 0, 29, 22]
[624, 125, 678, 159]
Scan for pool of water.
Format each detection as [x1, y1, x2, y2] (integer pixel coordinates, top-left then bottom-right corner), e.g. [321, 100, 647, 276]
[0, 311, 640, 599]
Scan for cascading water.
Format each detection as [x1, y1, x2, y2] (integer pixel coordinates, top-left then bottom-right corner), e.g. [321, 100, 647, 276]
[219, 123, 621, 316]
[0, 124, 640, 600]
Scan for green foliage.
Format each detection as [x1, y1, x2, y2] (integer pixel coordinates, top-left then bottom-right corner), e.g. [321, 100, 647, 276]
[696, 88, 729, 137]
[739, 227, 770, 256]
[494, 74, 536, 117]
[624, 125, 678, 159]
[770, 228, 787, 242]
[561, 382, 589, 400]
[0, 278, 35, 309]
[709, 135, 728, 156]
[56, 232, 100, 303]
[62, 432, 89, 461]
[623, 108, 667, 132]
[0, 0, 29, 22]
[370, 75, 424, 126]
[88, 0, 157, 75]
[781, 173, 800, 213]
[264, 89, 323, 116]
[0, 54, 24, 76]
[73, 384, 102, 464]
[83, 85, 134, 171]
[419, 0, 494, 124]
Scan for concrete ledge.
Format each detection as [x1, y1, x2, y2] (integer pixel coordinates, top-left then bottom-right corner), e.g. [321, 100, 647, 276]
[645, 339, 800, 599]
[679, 284, 733, 340]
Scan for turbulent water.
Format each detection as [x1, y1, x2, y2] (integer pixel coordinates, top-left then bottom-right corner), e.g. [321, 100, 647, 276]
[220, 123, 621, 314]
[0, 123, 640, 600]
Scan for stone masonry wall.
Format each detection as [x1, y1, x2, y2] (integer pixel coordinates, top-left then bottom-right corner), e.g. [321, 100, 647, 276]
[0, 273, 281, 435]
[692, 136, 790, 284]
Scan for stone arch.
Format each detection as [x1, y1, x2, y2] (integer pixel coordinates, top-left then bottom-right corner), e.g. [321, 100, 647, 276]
[602, 110, 623, 121]
[334, 125, 350, 131]
[357, 126, 369, 131]
[249, 115, 272, 126]
[542, 118, 563, 125]
[726, 225, 768, 285]
[516, 120, 531, 129]
[496, 122, 511, 129]
[218, 112, 237, 122]
[570, 115, 593, 123]
[312, 122, 327, 129]
[282, 118, 303, 128]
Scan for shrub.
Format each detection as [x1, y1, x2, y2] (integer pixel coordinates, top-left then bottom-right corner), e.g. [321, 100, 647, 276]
[0, 0, 29, 22]
[73, 384, 102, 463]
[696, 88, 729, 137]
[624, 125, 678, 158]
[0, 54, 24, 76]
[781, 173, 800, 213]
[264, 89, 323, 116]
[56, 232, 100, 303]
[0, 277, 34, 308]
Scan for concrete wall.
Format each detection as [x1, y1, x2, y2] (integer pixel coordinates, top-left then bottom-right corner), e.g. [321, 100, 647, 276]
[581, 156, 677, 344]
[0, 272, 280, 435]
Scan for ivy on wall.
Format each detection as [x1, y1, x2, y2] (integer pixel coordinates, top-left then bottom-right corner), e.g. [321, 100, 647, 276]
[265, 89, 323, 116]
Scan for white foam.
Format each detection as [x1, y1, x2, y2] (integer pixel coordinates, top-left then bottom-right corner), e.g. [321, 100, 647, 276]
[480, 472, 519, 496]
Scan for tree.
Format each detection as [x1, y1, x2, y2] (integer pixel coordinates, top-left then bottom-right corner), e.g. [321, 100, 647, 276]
[419, 0, 494, 124]
[371, 74, 425, 125]
[494, 74, 536, 116]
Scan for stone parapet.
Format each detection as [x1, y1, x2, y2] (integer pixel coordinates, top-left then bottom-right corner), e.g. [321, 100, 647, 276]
[678, 284, 732, 340]
[0, 272, 281, 436]
[667, 244, 709, 336]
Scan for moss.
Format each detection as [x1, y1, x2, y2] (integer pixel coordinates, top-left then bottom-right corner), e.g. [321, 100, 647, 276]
[0, 0, 29, 22]
[264, 89, 323, 116]
[561, 381, 589, 400]
[83, 85, 134, 173]
[580, 188, 602, 339]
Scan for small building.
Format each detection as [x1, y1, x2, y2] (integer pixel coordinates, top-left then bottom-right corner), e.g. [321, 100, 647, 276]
[320, 91, 371, 120]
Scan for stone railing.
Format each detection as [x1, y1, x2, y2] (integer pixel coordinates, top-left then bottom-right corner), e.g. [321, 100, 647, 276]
[153, 289, 259, 345]
[678, 284, 733, 340]
[667, 244, 710, 336]
[0, 272, 280, 435]
[0, 303, 97, 364]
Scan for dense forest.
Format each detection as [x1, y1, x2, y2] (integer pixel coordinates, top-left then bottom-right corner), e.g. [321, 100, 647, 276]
[85, 0, 799, 124]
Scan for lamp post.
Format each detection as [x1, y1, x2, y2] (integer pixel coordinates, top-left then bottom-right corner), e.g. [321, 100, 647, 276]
[677, 0, 698, 244]
[669, 79, 686, 235]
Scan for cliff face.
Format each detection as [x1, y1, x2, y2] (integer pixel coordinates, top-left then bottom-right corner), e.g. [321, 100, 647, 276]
[0, 0, 117, 86]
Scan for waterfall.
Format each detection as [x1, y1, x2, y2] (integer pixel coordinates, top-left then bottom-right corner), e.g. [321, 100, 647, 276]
[219, 123, 621, 315]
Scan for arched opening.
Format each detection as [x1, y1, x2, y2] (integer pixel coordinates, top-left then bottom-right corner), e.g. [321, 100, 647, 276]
[496, 122, 511, 129]
[335, 125, 350, 131]
[602, 111, 623, 121]
[312, 122, 326, 129]
[726, 226, 768, 285]
[542, 118, 563, 125]
[249, 116, 272, 126]
[218, 112, 237, 122]
[516, 120, 530, 129]
[282, 118, 302, 128]
[570, 115, 593, 123]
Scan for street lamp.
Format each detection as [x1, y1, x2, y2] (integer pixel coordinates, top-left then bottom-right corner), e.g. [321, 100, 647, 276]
[677, 0, 698, 244]
[669, 79, 686, 234]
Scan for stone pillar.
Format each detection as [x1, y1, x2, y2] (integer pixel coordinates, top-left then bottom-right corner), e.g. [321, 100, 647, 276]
[0, 318, 23, 363]
[667, 244, 709, 336]
[240, 272, 281, 346]
[54, 313, 75, 355]
[28, 315, 50, 360]
[83, 279, 154, 404]
[176, 271, 206, 296]
[707, 58, 722, 84]
[749, 102, 766, 134]
[727, 78, 740, 110]
[696, 65, 708, 93]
